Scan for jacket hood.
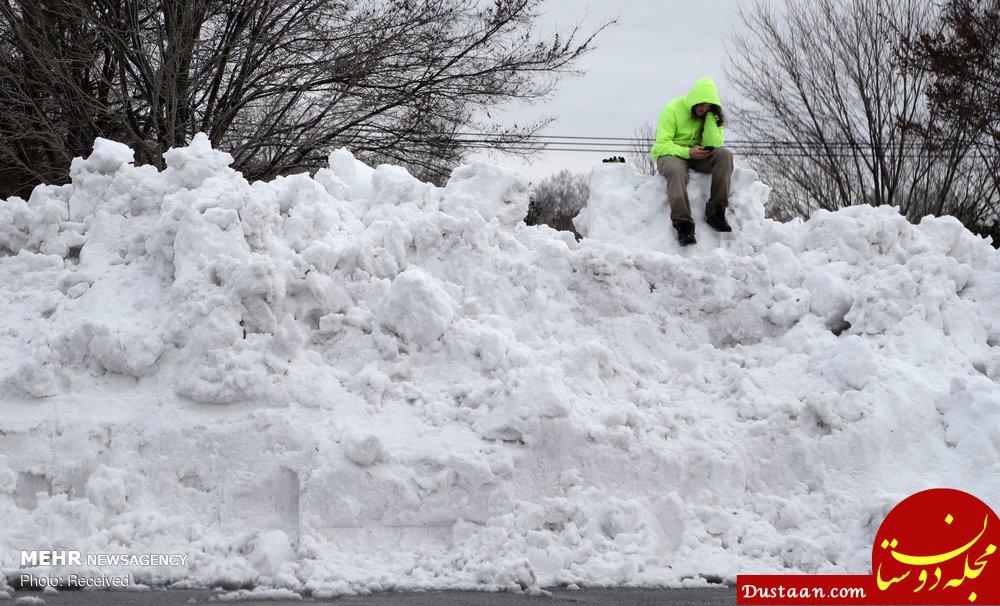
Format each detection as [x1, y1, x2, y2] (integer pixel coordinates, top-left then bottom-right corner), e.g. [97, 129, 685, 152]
[684, 77, 722, 108]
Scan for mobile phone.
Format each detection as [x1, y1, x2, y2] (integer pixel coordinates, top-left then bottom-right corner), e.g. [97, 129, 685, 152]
[703, 146, 715, 151]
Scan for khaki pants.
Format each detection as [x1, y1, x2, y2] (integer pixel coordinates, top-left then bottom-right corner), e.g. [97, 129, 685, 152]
[656, 147, 733, 225]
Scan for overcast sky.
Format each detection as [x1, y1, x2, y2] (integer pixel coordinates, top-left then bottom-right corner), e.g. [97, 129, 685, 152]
[469, 0, 747, 181]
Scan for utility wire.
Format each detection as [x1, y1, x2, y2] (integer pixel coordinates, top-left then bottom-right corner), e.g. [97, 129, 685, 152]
[345, 126, 992, 150]
[340, 126, 995, 161]
[454, 146, 948, 158]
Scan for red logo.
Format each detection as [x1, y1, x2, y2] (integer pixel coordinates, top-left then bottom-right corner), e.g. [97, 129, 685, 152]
[873, 488, 999, 604]
[738, 489, 1000, 604]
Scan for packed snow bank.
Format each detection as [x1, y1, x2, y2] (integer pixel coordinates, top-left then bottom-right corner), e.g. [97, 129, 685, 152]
[1, 135, 999, 595]
[574, 163, 770, 254]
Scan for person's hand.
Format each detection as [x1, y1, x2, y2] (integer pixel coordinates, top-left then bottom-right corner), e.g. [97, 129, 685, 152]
[690, 145, 711, 160]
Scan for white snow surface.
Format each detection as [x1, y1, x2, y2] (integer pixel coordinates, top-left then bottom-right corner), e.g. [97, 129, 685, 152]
[1, 135, 999, 595]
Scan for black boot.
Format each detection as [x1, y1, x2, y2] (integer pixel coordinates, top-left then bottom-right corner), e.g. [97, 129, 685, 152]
[674, 221, 697, 246]
[706, 208, 732, 232]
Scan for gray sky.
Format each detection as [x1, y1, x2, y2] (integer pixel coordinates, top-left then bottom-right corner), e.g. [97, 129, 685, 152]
[469, 0, 747, 181]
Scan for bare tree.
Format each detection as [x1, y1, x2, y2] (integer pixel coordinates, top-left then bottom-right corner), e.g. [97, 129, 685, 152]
[897, 0, 999, 241]
[899, 0, 999, 146]
[0, 0, 608, 197]
[625, 122, 656, 176]
[726, 0, 997, 234]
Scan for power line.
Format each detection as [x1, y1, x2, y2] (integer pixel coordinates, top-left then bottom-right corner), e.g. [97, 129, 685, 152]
[456, 146, 949, 159]
[345, 125, 993, 150]
[339, 125, 996, 159]
[455, 141, 946, 151]
[448, 139, 939, 149]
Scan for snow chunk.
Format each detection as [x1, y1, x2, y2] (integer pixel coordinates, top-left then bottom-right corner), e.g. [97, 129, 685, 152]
[249, 529, 296, 578]
[53, 321, 164, 378]
[804, 267, 854, 332]
[86, 324, 165, 377]
[937, 376, 1000, 463]
[479, 367, 571, 443]
[443, 161, 529, 225]
[370, 164, 432, 208]
[322, 147, 374, 202]
[764, 243, 804, 286]
[343, 432, 387, 467]
[70, 137, 134, 177]
[85, 465, 128, 514]
[375, 268, 457, 345]
[162, 132, 236, 188]
[822, 335, 880, 390]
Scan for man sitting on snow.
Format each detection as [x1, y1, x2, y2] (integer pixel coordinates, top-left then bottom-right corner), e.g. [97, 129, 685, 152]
[649, 76, 733, 246]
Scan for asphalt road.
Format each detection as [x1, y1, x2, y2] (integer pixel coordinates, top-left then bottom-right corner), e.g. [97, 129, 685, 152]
[6, 587, 738, 605]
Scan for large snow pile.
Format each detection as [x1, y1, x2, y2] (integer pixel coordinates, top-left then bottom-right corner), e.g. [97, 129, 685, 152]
[1, 135, 999, 596]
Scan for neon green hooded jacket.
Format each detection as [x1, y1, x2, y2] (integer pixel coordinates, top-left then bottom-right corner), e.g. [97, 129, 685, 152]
[649, 77, 724, 161]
